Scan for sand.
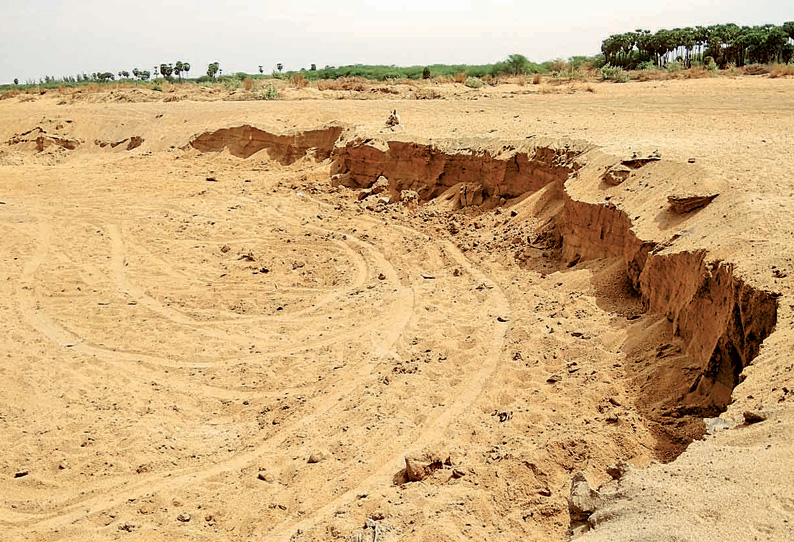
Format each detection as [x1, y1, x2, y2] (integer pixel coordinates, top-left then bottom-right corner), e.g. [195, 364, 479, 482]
[0, 77, 792, 541]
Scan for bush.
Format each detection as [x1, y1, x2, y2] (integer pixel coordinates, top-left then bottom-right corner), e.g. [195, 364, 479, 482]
[637, 61, 656, 71]
[289, 73, 308, 88]
[600, 65, 629, 83]
[262, 83, 279, 100]
[665, 61, 684, 73]
[222, 77, 241, 90]
[465, 76, 483, 88]
[453, 72, 468, 84]
[243, 77, 254, 91]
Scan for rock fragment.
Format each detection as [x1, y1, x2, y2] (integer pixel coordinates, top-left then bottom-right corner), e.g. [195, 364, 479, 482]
[568, 472, 602, 522]
[602, 164, 631, 185]
[405, 455, 444, 482]
[667, 194, 718, 213]
[743, 410, 767, 424]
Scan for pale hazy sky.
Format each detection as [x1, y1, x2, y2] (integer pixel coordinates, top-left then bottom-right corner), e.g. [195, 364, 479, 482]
[0, 0, 790, 84]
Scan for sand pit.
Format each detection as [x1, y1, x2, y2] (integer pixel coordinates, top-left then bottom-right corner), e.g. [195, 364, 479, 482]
[0, 78, 793, 541]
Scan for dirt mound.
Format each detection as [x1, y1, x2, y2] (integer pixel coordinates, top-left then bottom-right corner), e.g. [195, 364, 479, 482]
[5, 126, 80, 152]
[188, 124, 344, 162]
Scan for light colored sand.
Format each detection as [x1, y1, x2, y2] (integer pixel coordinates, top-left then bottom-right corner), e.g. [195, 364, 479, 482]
[0, 77, 792, 541]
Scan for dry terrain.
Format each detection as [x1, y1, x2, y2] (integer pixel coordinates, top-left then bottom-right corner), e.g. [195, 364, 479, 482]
[0, 77, 793, 541]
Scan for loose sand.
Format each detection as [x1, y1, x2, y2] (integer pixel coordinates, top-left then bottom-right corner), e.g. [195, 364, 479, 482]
[0, 77, 792, 541]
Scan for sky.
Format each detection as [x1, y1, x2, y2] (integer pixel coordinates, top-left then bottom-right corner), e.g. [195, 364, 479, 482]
[0, 0, 790, 84]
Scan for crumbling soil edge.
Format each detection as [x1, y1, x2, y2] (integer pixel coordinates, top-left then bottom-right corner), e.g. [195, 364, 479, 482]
[188, 125, 779, 461]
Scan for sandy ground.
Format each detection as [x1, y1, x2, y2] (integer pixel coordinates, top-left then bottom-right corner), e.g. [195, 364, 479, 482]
[0, 77, 793, 541]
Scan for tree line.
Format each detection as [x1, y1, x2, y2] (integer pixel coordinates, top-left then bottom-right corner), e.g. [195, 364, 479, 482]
[602, 22, 794, 69]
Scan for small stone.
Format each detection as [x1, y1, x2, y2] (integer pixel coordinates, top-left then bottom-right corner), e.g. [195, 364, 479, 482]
[377, 273, 386, 280]
[743, 410, 767, 424]
[176, 513, 191, 523]
[370, 176, 389, 195]
[568, 472, 601, 522]
[307, 452, 326, 464]
[369, 511, 385, 521]
[257, 471, 274, 482]
[602, 164, 631, 186]
[220, 245, 230, 253]
[14, 470, 29, 478]
[667, 194, 718, 213]
[405, 455, 443, 482]
[688, 158, 696, 163]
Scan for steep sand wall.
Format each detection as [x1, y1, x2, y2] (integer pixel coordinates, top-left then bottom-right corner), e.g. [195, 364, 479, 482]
[331, 136, 778, 437]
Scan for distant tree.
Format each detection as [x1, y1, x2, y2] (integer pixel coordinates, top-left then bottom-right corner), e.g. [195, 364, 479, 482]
[310, 64, 317, 71]
[259, 65, 264, 74]
[422, 66, 431, 79]
[505, 54, 531, 75]
[276, 63, 283, 72]
[14, 78, 19, 85]
[182, 62, 190, 78]
[140, 70, 151, 81]
[174, 61, 184, 81]
[97, 72, 115, 82]
[132, 68, 140, 79]
[160, 63, 174, 80]
[207, 62, 220, 79]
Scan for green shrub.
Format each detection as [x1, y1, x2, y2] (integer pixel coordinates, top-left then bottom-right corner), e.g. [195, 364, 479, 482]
[637, 61, 656, 71]
[465, 76, 483, 88]
[256, 84, 279, 100]
[665, 61, 684, 73]
[600, 65, 629, 83]
[222, 77, 242, 90]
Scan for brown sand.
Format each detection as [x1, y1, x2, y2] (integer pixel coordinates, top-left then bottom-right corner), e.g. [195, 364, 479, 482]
[0, 77, 792, 541]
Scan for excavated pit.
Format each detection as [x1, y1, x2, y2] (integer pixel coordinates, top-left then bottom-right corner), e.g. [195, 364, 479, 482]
[188, 125, 778, 462]
[329, 134, 779, 461]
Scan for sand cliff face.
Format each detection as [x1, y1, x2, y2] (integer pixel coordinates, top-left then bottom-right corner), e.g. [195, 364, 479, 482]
[189, 124, 343, 162]
[331, 134, 778, 457]
[330, 137, 581, 202]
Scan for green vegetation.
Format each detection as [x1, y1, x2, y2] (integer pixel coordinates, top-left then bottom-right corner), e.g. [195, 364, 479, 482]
[600, 65, 629, 83]
[602, 23, 794, 69]
[206, 62, 220, 79]
[284, 56, 554, 82]
[3, 25, 793, 91]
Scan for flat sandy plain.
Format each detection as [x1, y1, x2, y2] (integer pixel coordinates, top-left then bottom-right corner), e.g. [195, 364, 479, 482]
[0, 77, 793, 541]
